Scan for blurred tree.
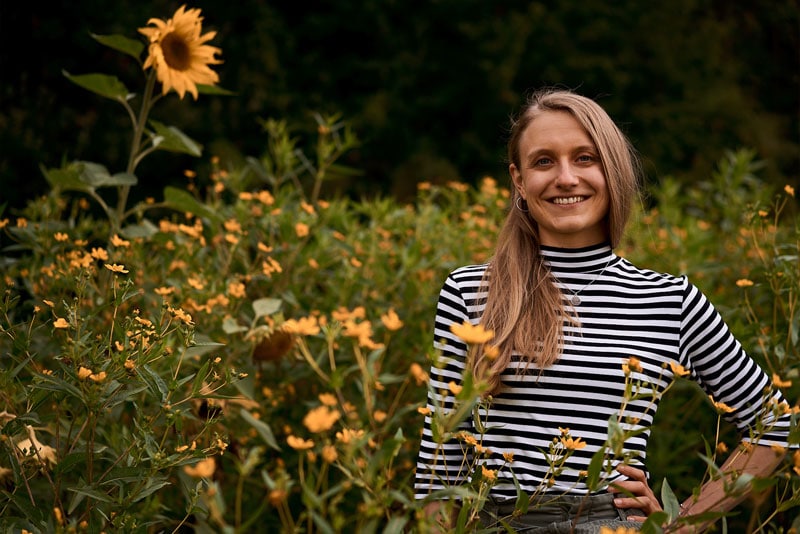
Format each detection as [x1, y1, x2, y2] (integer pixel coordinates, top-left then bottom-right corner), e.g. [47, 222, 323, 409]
[1, 0, 797, 210]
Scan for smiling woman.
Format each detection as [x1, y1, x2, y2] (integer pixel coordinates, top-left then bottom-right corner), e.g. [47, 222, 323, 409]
[414, 88, 796, 533]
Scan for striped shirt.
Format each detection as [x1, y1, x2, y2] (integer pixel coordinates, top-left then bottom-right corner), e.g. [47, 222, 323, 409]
[414, 243, 793, 499]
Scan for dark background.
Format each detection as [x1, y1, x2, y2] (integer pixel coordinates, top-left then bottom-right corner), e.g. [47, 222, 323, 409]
[1, 0, 798, 210]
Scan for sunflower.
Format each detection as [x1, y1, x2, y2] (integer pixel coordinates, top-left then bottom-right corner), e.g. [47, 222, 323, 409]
[138, 5, 222, 100]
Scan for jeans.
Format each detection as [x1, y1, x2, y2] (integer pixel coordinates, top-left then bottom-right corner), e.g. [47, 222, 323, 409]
[478, 492, 643, 533]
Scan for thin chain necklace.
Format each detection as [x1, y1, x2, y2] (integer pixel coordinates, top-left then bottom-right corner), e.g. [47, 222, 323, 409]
[556, 257, 614, 306]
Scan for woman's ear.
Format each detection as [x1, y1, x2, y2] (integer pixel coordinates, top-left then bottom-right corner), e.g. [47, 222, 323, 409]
[509, 164, 525, 198]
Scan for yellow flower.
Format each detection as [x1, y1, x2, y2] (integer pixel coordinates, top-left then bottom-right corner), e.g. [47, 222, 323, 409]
[599, 527, 640, 534]
[772, 373, 792, 388]
[447, 381, 463, 395]
[321, 444, 338, 463]
[480, 465, 497, 481]
[104, 263, 129, 274]
[335, 428, 365, 444]
[138, 5, 222, 100]
[622, 357, 642, 375]
[709, 396, 735, 413]
[281, 316, 320, 336]
[735, 278, 754, 288]
[90, 247, 109, 261]
[89, 371, 107, 383]
[295, 222, 310, 238]
[409, 363, 429, 385]
[53, 318, 70, 329]
[373, 410, 387, 423]
[183, 457, 216, 478]
[54, 232, 69, 242]
[302, 406, 341, 433]
[668, 361, 690, 377]
[286, 435, 315, 450]
[318, 393, 338, 406]
[110, 234, 130, 247]
[560, 436, 587, 450]
[77, 367, 93, 380]
[449, 321, 494, 344]
[785, 185, 795, 197]
[417, 406, 431, 416]
[483, 344, 500, 360]
[502, 451, 514, 463]
[793, 450, 800, 476]
[716, 442, 729, 454]
[380, 309, 404, 331]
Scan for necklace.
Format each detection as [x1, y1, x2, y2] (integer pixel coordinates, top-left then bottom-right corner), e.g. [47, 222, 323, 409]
[557, 258, 614, 306]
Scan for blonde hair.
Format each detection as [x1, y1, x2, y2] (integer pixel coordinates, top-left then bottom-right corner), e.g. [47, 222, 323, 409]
[473, 88, 641, 395]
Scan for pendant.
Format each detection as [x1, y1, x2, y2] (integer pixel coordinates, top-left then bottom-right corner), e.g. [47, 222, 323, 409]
[571, 295, 581, 306]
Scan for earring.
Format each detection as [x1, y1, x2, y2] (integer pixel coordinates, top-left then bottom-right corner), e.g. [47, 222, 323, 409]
[515, 197, 529, 212]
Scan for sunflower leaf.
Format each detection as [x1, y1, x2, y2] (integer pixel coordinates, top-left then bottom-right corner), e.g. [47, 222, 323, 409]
[90, 33, 145, 61]
[62, 70, 133, 102]
[148, 120, 203, 156]
[40, 163, 90, 193]
[196, 84, 236, 96]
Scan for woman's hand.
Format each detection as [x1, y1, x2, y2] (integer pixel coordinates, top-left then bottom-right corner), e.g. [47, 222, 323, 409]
[609, 464, 663, 521]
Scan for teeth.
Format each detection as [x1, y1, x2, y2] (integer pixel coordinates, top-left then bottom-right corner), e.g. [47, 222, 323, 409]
[552, 196, 586, 205]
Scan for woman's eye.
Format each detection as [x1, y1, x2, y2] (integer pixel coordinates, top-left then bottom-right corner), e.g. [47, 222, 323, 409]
[534, 157, 552, 166]
[577, 154, 596, 163]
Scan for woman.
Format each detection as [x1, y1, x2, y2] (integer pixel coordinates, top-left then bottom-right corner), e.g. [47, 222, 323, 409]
[414, 88, 793, 532]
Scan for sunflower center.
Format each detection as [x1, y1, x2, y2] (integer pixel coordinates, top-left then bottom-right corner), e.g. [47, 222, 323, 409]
[161, 32, 192, 71]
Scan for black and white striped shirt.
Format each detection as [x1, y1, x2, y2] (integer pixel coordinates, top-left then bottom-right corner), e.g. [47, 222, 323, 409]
[415, 243, 793, 499]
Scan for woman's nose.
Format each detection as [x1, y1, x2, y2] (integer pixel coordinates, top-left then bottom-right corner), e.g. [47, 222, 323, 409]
[554, 163, 579, 187]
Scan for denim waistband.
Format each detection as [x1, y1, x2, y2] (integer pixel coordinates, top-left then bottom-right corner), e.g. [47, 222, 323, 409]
[480, 492, 643, 532]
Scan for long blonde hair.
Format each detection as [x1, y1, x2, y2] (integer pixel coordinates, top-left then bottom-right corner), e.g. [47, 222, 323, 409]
[473, 89, 641, 395]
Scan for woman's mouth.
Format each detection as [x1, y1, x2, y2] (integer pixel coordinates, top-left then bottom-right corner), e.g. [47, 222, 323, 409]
[551, 196, 587, 205]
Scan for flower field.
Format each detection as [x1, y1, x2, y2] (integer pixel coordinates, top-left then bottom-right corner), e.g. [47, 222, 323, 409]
[0, 6, 798, 533]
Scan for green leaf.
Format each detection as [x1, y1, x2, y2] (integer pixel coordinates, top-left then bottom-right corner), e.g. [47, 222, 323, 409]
[77, 161, 137, 188]
[585, 447, 605, 491]
[660, 477, 681, 520]
[140, 364, 169, 402]
[252, 298, 282, 319]
[91, 33, 144, 60]
[149, 120, 203, 156]
[41, 163, 90, 192]
[132, 477, 171, 502]
[192, 361, 210, 396]
[163, 186, 223, 224]
[239, 408, 281, 451]
[197, 83, 236, 96]
[120, 219, 159, 239]
[222, 317, 248, 334]
[185, 334, 225, 359]
[63, 70, 132, 102]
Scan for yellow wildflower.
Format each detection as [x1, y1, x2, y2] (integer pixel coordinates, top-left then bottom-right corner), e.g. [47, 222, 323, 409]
[502, 451, 514, 463]
[709, 396, 735, 413]
[736, 279, 754, 288]
[410, 363, 429, 385]
[484, 344, 500, 360]
[481, 465, 497, 481]
[373, 410, 387, 423]
[281, 316, 320, 336]
[110, 234, 130, 247]
[318, 393, 338, 406]
[772, 373, 792, 388]
[335, 428, 365, 444]
[138, 5, 222, 100]
[380, 308, 403, 331]
[104, 263, 129, 274]
[793, 450, 800, 476]
[302, 406, 341, 433]
[53, 318, 70, 329]
[560, 436, 587, 450]
[54, 232, 69, 242]
[447, 381, 463, 395]
[785, 185, 795, 197]
[286, 435, 315, 450]
[449, 321, 494, 344]
[668, 361, 690, 377]
[183, 457, 216, 478]
[295, 222, 310, 238]
[89, 371, 107, 383]
[90, 247, 108, 261]
[417, 406, 431, 416]
[321, 444, 338, 463]
[77, 367, 93, 380]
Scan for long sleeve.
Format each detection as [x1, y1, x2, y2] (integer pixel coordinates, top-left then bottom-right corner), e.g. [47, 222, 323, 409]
[679, 279, 793, 446]
[414, 266, 486, 498]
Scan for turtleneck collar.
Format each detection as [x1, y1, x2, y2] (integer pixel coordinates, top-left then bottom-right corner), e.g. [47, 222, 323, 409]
[540, 242, 618, 273]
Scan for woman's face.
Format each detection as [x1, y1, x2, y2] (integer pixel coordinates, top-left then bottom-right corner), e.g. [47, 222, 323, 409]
[510, 110, 610, 248]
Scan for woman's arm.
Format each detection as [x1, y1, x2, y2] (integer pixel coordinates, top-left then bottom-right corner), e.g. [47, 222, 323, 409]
[672, 443, 785, 533]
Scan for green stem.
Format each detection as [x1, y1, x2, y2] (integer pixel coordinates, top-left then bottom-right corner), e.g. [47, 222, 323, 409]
[116, 70, 157, 230]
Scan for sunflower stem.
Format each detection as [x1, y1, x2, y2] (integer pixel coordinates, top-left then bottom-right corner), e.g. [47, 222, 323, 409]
[116, 70, 157, 231]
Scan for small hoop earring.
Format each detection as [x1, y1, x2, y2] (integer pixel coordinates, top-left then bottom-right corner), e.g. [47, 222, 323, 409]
[515, 197, 529, 212]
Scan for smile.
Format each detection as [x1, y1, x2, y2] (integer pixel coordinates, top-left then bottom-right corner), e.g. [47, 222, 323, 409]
[551, 196, 587, 205]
